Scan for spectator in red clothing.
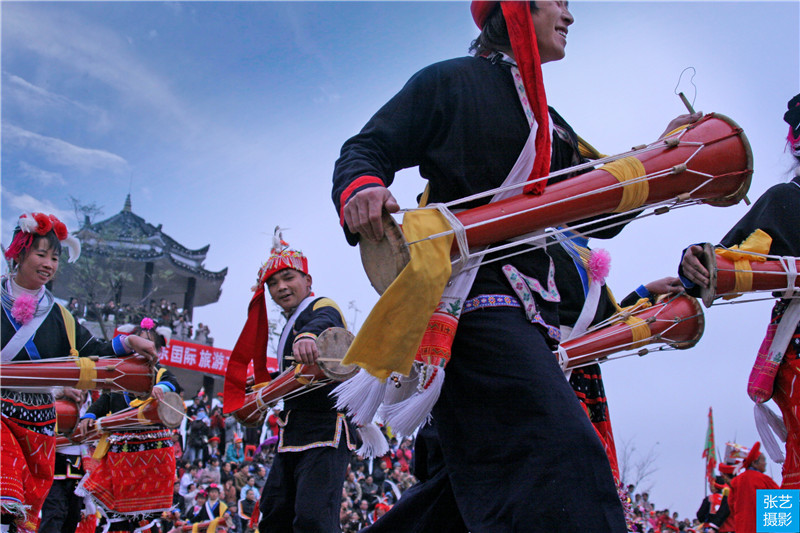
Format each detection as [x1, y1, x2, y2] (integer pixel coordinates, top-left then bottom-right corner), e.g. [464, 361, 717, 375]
[266, 407, 281, 437]
[729, 443, 779, 533]
[393, 438, 413, 472]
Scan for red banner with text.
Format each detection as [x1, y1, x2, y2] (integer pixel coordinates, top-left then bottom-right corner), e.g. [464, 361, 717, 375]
[156, 339, 278, 378]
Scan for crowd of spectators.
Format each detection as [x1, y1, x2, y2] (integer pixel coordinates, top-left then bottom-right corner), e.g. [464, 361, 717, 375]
[67, 296, 213, 345]
[626, 487, 704, 532]
[148, 392, 419, 533]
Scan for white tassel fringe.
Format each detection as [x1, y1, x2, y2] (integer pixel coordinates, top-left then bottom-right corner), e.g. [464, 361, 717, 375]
[331, 369, 386, 426]
[754, 402, 787, 463]
[356, 423, 390, 458]
[379, 366, 445, 438]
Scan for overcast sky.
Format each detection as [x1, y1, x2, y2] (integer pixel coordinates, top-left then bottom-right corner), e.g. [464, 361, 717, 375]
[2, 0, 799, 518]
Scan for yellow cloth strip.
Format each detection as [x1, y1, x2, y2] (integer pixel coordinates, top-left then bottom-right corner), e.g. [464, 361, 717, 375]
[625, 316, 651, 349]
[716, 228, 772, 262]
[75, 357, 97, 390]
[208, 517, 220, 533]
[93, 432, 110, 459]
[192, 523, 199, 533]
[342, 209, 454, 380]
[58, 304, 80, 358]
[136, 397, 155, 424]
[600, 157, 649, 213]
[577, 136, 607, 159]
[732, 259, 754, 294]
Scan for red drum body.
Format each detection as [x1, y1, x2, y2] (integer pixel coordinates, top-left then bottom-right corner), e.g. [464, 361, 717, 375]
[232, 364, 328, 427]
[360, 114, 752, 294]
[560, 294, 705, 370]
[458, 114, 751, 251]
[231, 327, 356, 426]
[54, 399, 81, 447]
[700, 243, 800, 306]
[0, 355, 154, 394]
[64, 391, 185, 444]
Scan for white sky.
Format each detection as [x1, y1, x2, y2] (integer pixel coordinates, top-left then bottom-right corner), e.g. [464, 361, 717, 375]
[2, 0, 799, 519]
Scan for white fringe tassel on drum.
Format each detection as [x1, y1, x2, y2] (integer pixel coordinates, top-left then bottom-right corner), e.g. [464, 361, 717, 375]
[332, 369, 386, 427]
[356, 423, 390, 458]
[755, 402, 787, 463]
[379, 365, 445, 438]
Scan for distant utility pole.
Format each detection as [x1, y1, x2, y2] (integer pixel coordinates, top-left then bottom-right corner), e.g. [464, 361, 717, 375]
[348, 300, 360, 333]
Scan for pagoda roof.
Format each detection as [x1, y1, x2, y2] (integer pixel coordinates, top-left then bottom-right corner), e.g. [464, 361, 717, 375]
[53, 195, 227, 307]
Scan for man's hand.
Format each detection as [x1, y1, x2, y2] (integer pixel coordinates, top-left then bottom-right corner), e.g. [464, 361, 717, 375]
[151, 385, 166, 402]
[292, 338, 319, 365]
[56, 387, 85, 403]
[681, 245, 710, 288]
[658, 111, 703, 139]
[644, 276, 684, 295]
[343, 186, 400, 241]
[127, 334, 159, 364]
[78, 417, 93, 435]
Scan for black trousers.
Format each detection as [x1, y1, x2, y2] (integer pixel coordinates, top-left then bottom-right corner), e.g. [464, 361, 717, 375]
[39, 478, 82, 533]
[259, 438, 351, 533]
[369, 308, 626, 533]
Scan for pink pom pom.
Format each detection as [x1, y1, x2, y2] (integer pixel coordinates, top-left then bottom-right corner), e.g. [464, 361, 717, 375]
[140, 317, 155, 330]
[11, 294, 38, 325]
[588, 248, 611, 284]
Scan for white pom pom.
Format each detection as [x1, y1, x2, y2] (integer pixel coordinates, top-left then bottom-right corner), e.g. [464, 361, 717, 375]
[62, 235, 81, 263]
[156, 326, 173, 345]
[18, 213, 38, 233]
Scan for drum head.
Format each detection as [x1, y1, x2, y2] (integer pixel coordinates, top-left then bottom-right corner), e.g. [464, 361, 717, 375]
[669, 295, 706, 350]
[157, 391, 186, 429]
[359, 212, 410, 295]
[699, 242, 718, 308]
[316, 327, 358, 381]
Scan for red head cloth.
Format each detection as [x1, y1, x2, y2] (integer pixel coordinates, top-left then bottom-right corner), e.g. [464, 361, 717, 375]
[4, 212, 81, 263]
[742, 441, 761, 469]
[470, 1, 551, 195]
[257, 227, 309, 285]
[225, 227, 308, 413]
[718, 463, 736, 475]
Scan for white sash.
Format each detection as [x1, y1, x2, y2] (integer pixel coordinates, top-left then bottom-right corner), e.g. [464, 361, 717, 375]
[1, 293, 54, 362]
[277, 295, 316, 371]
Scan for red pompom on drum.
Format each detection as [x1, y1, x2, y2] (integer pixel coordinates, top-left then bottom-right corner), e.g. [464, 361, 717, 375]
[559, 294, 705, 370]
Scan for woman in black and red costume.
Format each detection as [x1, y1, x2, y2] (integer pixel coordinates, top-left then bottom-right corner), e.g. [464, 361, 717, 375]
[0, 212, 157, 533]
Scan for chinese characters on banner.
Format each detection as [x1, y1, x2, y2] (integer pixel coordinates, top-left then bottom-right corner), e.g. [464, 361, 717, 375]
[157, 339, 279, 377]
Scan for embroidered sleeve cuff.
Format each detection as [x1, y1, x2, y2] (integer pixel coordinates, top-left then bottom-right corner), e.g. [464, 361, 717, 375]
[113, 334, 132, 355]
[293, 332, 318, 343]
[80, 413, 97, 420]
[338, 175, 385, 226]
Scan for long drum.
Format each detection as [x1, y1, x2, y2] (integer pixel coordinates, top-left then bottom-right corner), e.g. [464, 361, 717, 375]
[362, 113, 752, 293]
[232, 327, 356, 427]
[0, 355, 154, 394]
[55, 391, 185, 446]
[699, 243, 800, 307]
[559, 294, 705, 370]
